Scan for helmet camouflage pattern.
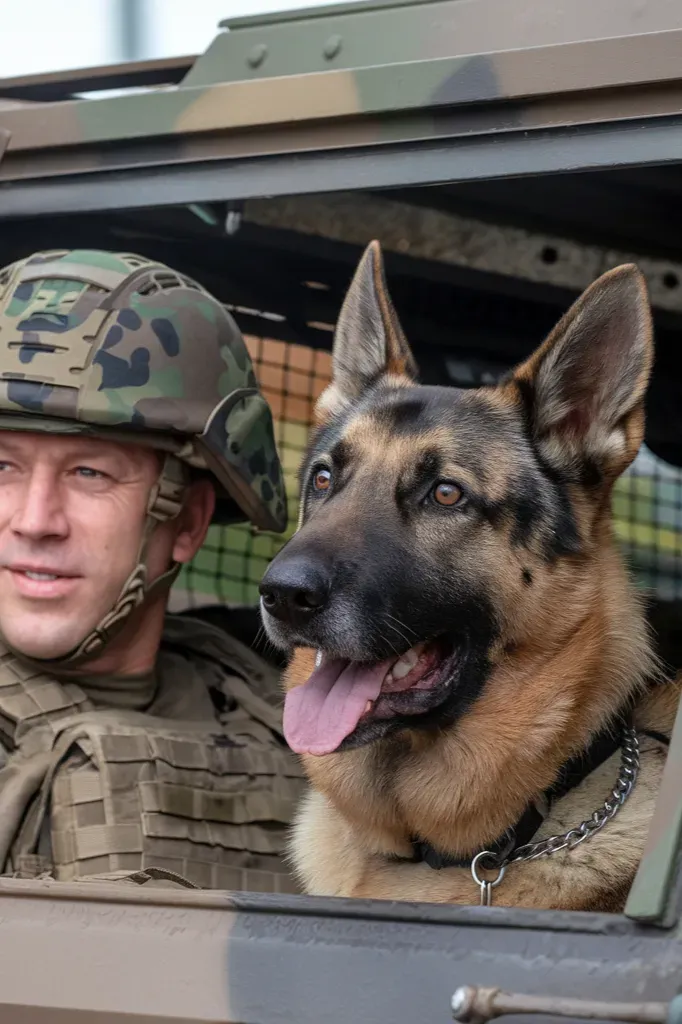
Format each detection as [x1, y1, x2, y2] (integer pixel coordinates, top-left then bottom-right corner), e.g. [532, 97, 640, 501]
[0, 249, 287, 532]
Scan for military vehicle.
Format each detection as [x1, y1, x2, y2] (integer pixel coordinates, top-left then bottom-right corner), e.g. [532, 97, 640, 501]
[2, 1, 682, 1020]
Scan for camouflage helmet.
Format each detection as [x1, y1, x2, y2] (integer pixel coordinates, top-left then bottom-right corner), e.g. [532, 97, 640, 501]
[0, 249, 288, 667]
[0, 249, 287, 532]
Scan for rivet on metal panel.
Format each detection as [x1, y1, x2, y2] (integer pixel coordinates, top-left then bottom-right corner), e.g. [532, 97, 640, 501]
[247, 43, 268, 68]
[323, 35, 343, 60]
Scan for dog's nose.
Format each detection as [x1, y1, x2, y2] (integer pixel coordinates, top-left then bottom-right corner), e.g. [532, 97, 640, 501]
[260, 558, 330, 624]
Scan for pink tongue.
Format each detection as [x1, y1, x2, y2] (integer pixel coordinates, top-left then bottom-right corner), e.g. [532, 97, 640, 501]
[283, 657, 393, 756]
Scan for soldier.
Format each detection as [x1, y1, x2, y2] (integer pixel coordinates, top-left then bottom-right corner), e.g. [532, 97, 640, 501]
[0, 249, 303, 891]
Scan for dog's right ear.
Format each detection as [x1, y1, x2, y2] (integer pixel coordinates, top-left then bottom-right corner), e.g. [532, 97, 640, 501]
[316, 241, 417, 423]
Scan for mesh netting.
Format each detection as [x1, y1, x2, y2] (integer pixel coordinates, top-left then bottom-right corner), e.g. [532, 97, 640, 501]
[171, 336, 682, 611]
[615, 445, 682, 601]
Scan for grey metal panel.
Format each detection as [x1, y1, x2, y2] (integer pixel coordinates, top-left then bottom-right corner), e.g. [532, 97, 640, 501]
[242, 193, 682, 313]
[2, 115, 682, 221]
[0, 880, 679, 1023]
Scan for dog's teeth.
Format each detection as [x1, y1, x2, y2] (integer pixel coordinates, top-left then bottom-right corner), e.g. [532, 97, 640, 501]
[364, 700, 373, 714]
[315, 650, 323, 668]
[393, 648, 419, 679]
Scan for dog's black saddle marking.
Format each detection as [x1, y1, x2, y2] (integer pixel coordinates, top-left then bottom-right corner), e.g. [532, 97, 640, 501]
[407, 714, 634, 871]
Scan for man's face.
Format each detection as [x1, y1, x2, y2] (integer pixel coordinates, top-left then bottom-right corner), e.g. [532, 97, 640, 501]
[0, 431, 176, 661]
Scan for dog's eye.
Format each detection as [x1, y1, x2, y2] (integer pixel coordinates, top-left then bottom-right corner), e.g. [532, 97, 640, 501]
[432, 482, 463, 507]
[312, 467, 332, 492]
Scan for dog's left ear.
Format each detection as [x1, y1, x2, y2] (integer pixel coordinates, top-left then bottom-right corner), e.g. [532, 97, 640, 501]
[316, 241, 417, 422]
[513, 263, 653, 480]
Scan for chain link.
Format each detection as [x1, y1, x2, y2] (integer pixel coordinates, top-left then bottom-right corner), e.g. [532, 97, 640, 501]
[507, 726, 640, 865]
[471, 727, 640, 897]
[471, 728, 640, 903]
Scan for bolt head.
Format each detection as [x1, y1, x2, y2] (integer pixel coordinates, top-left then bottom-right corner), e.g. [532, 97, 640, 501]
[247, 43, 268, 68]
[451, 986, 475, 1021]
[323, 34, 342, 59]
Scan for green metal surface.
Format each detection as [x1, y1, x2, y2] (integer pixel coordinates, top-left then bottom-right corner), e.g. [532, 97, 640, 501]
[221, 0, 436, 30]
[1, 0, 682, 201]
[189, 0, 682, 87]
[3, 0, 673, 209]
[198, 0, 457, 84]
[625, 686, 682, 924]
[4, 33, 682, 161]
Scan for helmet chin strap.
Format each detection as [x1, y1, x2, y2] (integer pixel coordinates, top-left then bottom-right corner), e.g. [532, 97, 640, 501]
[18, 455, 188, 671]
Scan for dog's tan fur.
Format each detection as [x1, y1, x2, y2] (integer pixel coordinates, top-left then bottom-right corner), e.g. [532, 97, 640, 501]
[272, 242, 680, 913]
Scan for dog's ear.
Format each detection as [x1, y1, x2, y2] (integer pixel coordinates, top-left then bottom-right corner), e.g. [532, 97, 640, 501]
[513, 263, 653, 480]
[316, 241, 417, 422]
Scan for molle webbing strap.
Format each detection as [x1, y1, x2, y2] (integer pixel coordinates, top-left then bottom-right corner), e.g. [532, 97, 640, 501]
[13, 713, 302, 892]
[0, 618, 304, 892]
[0, 648, 94, 872]
[0, 643, 91, 746]
[16, 262, 130, 291]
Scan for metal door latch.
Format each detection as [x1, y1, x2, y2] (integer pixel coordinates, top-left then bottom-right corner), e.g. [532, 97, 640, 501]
[451, 986, 682, 1024]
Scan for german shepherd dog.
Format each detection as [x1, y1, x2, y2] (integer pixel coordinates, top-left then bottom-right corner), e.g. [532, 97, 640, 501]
[260, 242, 680, 912]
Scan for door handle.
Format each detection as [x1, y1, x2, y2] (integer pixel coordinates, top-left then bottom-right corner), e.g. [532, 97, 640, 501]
[451, 986, 682, 1024]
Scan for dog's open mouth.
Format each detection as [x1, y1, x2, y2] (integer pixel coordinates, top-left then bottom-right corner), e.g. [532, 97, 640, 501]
[283, 637, 457, 755]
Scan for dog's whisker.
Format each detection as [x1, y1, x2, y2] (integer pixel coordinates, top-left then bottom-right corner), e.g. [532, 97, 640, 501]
[384, 623, 411, 647]
[253, 623, 289, 667]
[253, 624, 267, 646]
[374, 627, 401, 657]
[253, 624, 275, 653]
[385, 612, 418, 639]
[384, 616, 415, 648]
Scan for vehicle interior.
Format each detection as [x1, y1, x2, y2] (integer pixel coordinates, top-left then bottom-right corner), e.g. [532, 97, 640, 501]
[3, 171, 680, 666]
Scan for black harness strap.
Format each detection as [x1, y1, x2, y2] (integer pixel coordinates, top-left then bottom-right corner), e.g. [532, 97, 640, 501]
[410, 801, 545, 870]
[408, 715, 631, 871]
[639, 729, 670, 747]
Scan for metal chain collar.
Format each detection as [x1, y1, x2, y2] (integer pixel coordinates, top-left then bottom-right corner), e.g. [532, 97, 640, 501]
[471, 726, 640, 906]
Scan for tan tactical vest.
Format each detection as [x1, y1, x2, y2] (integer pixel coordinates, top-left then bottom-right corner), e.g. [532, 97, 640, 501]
[0, 615, 304, 892]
